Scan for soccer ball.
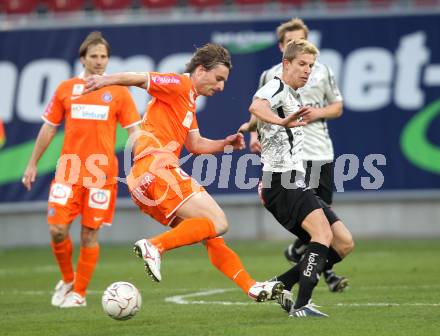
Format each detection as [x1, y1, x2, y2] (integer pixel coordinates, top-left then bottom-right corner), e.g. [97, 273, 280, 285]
[102, 281, 142, 320]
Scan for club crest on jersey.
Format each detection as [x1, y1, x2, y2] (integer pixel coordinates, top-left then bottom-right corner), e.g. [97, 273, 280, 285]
[101, 92, 112, 103]
[88, 188, 111, 210]
[72, 84, 84, 95]
[182, 111, 193, 128]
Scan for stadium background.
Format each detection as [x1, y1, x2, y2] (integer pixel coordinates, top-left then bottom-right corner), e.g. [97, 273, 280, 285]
[1, 1, 440, 247]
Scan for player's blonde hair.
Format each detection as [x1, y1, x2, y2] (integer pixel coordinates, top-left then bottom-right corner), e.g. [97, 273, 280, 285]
[276, 18, 309, 44]
[79, 31, 110, 57]
[185, 43, 232, 74]
[283, 39, 318, 62]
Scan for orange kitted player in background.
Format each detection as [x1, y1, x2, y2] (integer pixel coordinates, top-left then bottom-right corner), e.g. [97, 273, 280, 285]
[22, 31, 141, 308]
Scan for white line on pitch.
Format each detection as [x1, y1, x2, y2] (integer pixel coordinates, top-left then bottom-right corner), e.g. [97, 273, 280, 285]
[164, 288, 440, 307]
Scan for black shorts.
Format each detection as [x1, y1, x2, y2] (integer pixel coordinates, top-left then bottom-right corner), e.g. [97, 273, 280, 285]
[304, 160, 334, 206]
[260, 170, 339, 243]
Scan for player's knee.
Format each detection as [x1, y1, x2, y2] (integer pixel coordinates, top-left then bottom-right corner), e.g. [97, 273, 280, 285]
[312, 227, 333, 247]
[343, 236, 355, 256]
[80, 227, 99, 247]
[211, 211, 229, 236]
[48, 224, 69, 243]
[335, 234, 355, 258]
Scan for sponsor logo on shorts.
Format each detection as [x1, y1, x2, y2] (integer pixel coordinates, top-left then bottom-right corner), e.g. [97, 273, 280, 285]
[88, 188, 110, 210]
[101, 92, 112, 103]
[139, 173, 155, 188]
[151, 75, 181, 85]
[48, 183, 71, 205]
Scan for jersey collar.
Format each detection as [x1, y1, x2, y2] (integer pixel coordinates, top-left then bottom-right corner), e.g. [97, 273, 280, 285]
[78, 71, 107, 80]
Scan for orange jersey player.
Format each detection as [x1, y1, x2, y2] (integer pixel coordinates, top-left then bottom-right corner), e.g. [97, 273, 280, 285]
[0, 118, 5, 148]
[22, 32, 141, 308]
[85, 43, 284, 302]
[128, 72, 202, 226]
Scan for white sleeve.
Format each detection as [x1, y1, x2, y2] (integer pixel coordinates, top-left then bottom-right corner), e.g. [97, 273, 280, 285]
[323, 65, 343, 103]
[254, 79, 284, 109]
[258, 70, 269, 89]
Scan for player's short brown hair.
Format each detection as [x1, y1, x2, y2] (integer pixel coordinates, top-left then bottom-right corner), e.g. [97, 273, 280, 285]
[283, 39, 318, 62]
[79, 31, 110, 58]
[185, 43, 232, 74]
[276, 18, 309, 44]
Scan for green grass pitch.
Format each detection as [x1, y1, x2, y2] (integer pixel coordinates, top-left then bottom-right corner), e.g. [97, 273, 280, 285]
[1, 239, 439, 336]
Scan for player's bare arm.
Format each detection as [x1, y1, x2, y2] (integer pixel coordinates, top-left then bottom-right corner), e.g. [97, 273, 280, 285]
[126, 124, 141, 153]
[302, 101, 343, 123]
[84, 72, 150, 93]
[22, 123, 58, 191]
[249, 98, 309, 128]
[238, 114, 258, 134]
[185, 130, 245, 154]
[224, 133, 245, 150]
[237, 115, 261, 153]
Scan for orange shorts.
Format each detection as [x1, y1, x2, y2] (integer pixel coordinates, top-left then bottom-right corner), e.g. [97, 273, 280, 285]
[47, 180, 117, 229]
[128, 156, 204, 226]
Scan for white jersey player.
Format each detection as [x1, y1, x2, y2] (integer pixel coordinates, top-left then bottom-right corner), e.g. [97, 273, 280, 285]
[258, 60, 342, 163]
[239, 18, 349, 294]
[248, 38, 354, 318]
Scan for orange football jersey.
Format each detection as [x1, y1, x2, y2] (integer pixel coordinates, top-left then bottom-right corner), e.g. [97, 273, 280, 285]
[43, 74, 141, 187]
[134, 72, 199, 163]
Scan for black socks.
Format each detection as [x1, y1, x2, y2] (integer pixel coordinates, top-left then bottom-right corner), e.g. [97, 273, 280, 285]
[294, 242, 329, 308]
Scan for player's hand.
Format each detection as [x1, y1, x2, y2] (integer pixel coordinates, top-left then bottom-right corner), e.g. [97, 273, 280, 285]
[83, 75, 109, 94]
[249, 131, 261, 153]
[224, 133, 245, 151]
[22, 164, 37, 191]
[280, 107, 309, 128]
[238, 122, 250, 134]
[301, 106, 323, 123]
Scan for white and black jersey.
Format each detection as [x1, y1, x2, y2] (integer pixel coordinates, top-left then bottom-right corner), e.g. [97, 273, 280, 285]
[254, 77, 305, 173]
[258, 60, 342, 161]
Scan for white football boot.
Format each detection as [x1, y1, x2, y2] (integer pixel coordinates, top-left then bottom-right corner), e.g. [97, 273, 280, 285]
[247, 281, 284, 302]
[51, 280, 73, 307]
[133, 239, 162, 282]
[59, 292, 86, 308]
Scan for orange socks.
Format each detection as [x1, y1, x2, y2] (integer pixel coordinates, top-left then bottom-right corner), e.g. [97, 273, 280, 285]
[73, 245, 100, 297]
[150, 217, 217, 254]
[51, 237, 74, 283]
[205, 237, 256, 293]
